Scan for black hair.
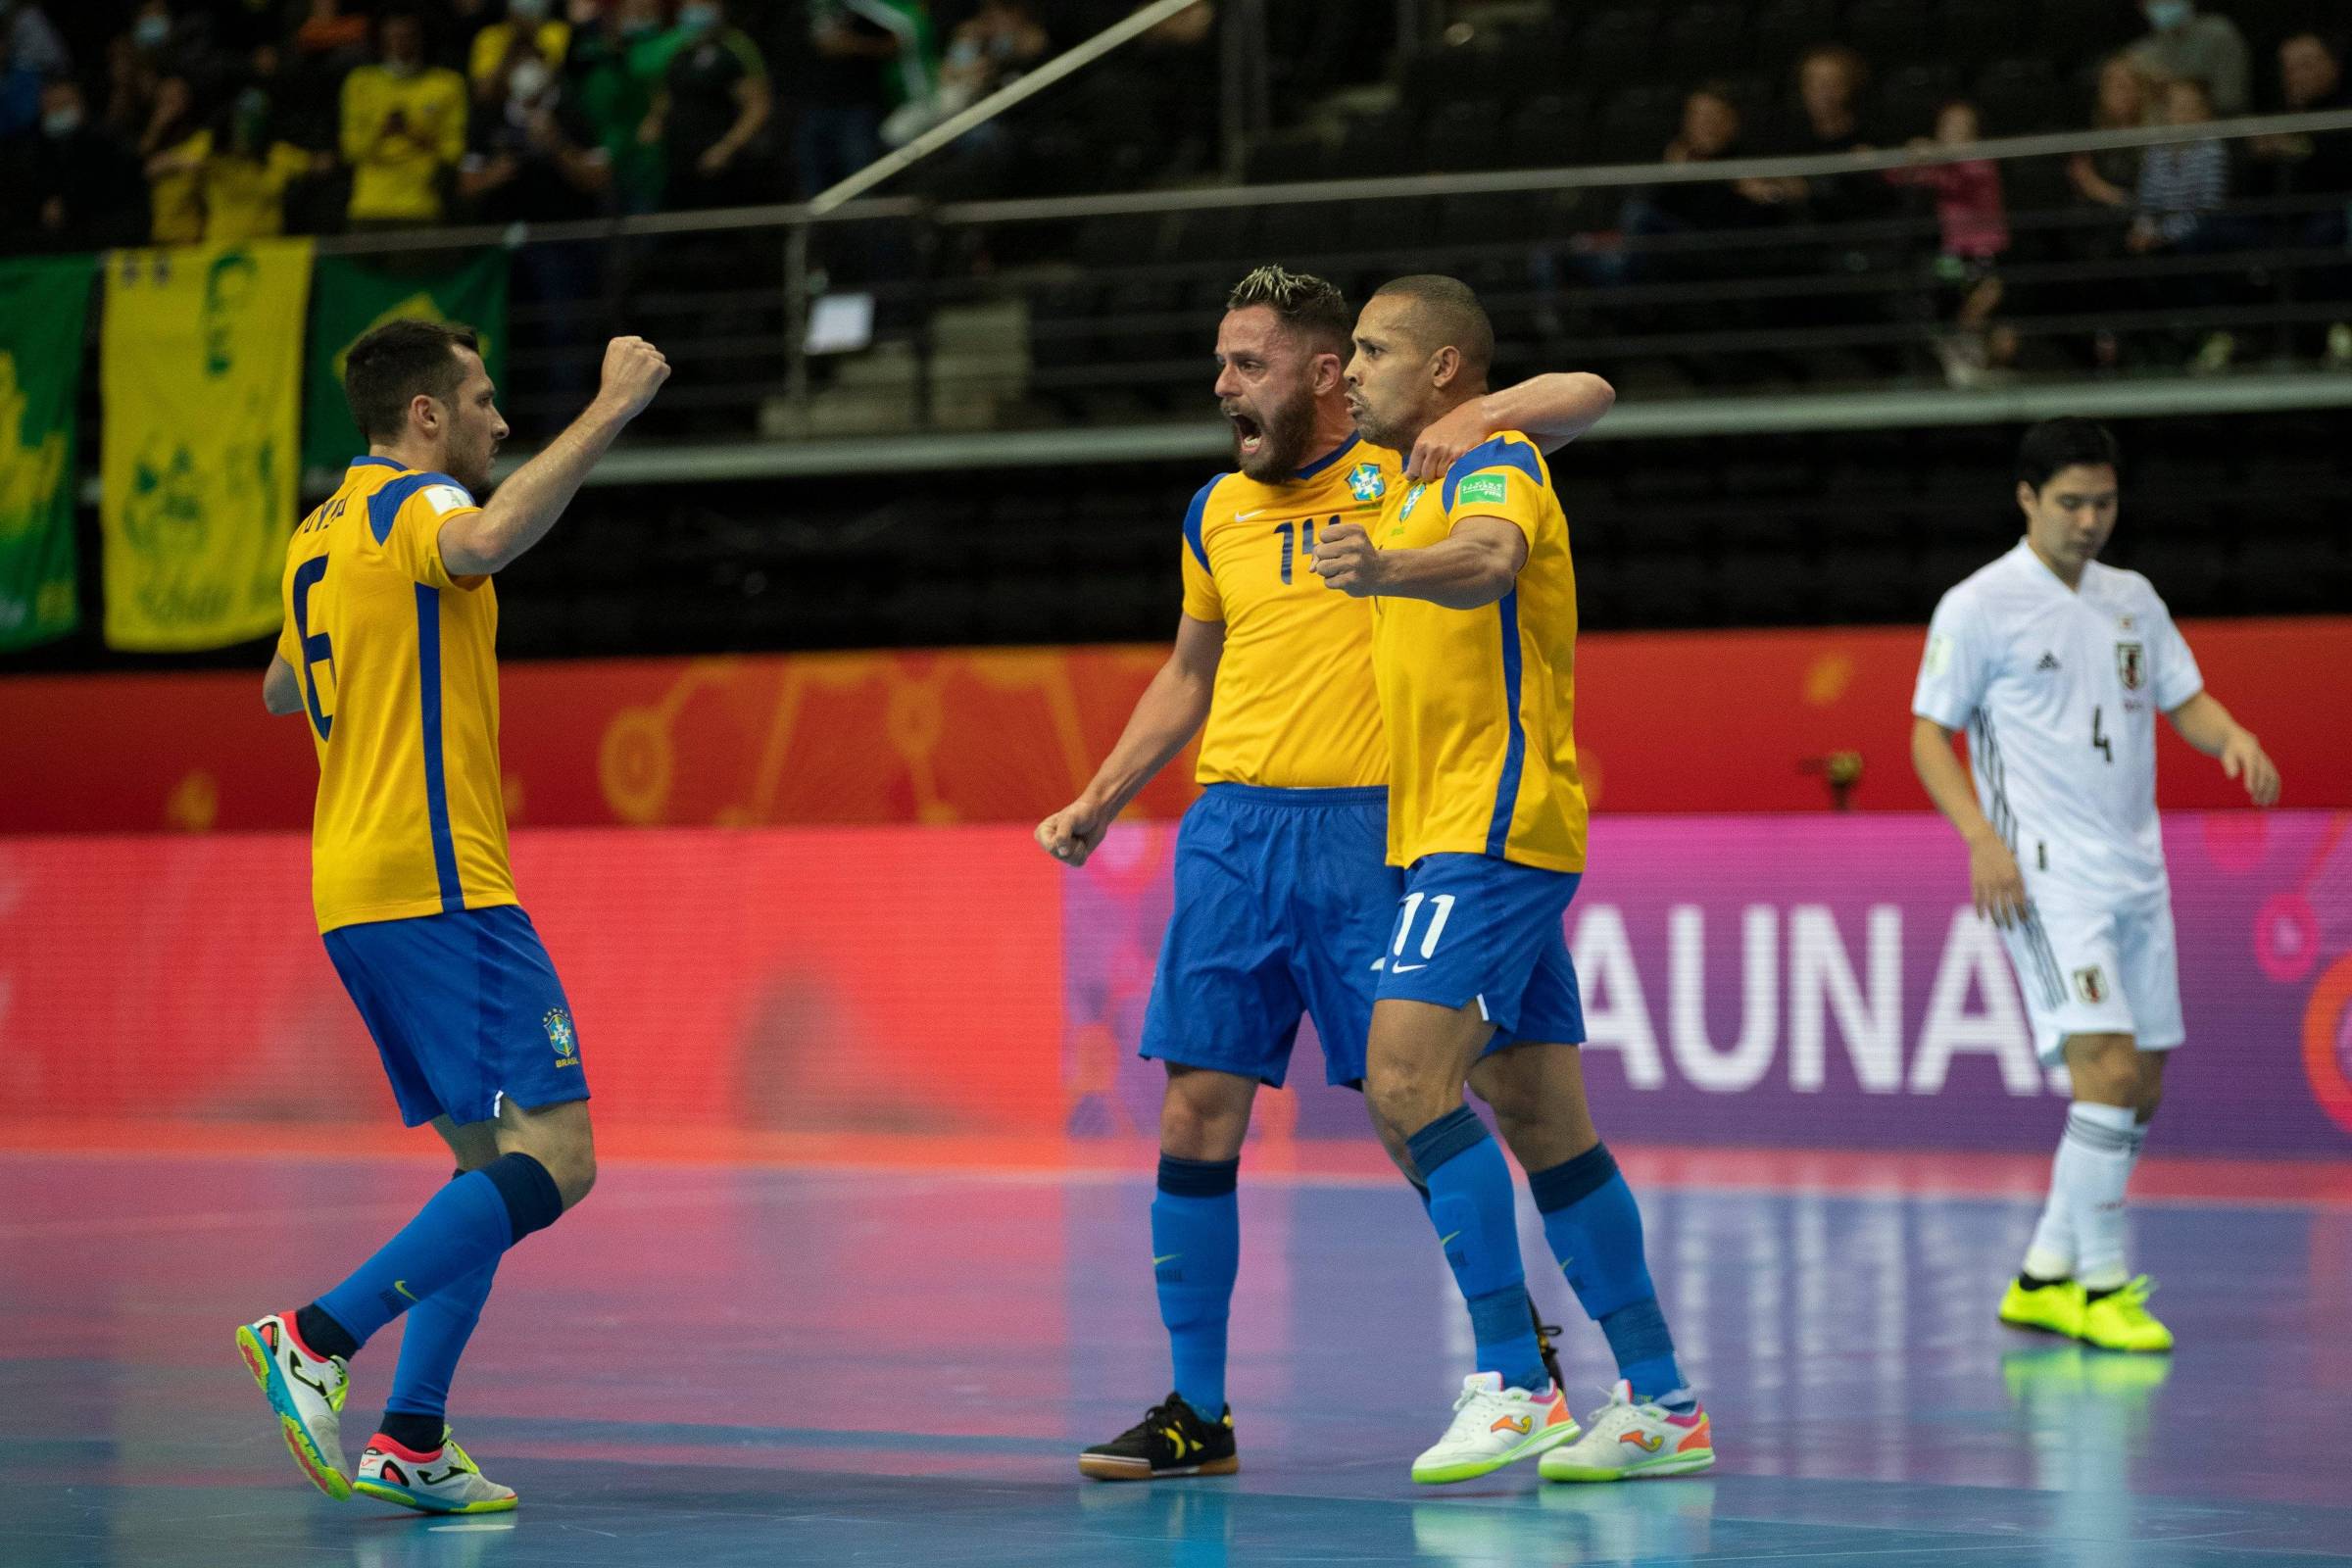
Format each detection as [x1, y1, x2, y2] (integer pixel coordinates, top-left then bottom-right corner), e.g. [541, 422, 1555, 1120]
[2016, 417, 2121, 492]
[1369, 273, 1494, 383]
[343, 318, 480, 444]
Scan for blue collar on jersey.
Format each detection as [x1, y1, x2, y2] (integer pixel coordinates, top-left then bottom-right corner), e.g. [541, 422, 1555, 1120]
[350, 456, 405, 471]
[1292, 432, 1361, 481]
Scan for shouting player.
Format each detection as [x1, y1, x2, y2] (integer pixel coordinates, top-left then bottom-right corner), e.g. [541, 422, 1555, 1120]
[1911, 416, 2278, 1354]
[1038, 266, 1614, 1481]
[239, 323, 669, 1511]
[1314, 275, 1712, 1485]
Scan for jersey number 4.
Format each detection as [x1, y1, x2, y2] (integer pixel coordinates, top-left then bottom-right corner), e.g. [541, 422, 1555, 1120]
[292, 556, 336, 742]
[2090, 705, 2112, 764]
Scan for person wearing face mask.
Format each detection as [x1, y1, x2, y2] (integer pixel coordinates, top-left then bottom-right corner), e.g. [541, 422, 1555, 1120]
[139, 73, 209, 244]
[469, 0, 571, 101]
[12, 78, 146, 252]
[2128, 0, 2250, 118]
[461, 43, 610, 225]
[638, 0, 770, 210]
[341, 9, 468, 225]
[565, 0, 683, 213]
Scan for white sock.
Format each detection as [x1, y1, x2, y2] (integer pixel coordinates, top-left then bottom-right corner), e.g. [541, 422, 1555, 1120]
[2022, 1185, 2075, 1283]
[2055, 1102, 2139, 1291]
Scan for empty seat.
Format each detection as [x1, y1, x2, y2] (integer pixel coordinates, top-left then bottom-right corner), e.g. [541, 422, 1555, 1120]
[1664, 3, 1752, 80]
[1423, 99, 1504, 173]
[1752, 0, 1841, 79]
[1845, 0, 1936, 65]
[1571, 9, 1662, 92]
[1594, 84, 1685, 164]
[1505, 92, 1592, 170]
[1973, 58, 2067, 136]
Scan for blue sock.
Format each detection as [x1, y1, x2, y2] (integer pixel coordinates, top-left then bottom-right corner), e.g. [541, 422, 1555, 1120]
[1530, 1144, 1688, 1404]
[1152, 1154, 1240, 1419]
[314, 1153, 562, 1352]
[386, 1259, 498, 1422]
[1408, 1107, 1544, 1393]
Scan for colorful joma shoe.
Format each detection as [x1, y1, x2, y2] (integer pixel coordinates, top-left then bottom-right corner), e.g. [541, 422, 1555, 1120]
[1999, 1276, 2088, 1339]
[235, 1311, 352, 1500]
[1078, 1394, 1238, 1481]
[1540, 1381, 1715, 1482]
[2081, 1276, 2174, 1353]
[354, 1428, 518, 1514]
[1410, 1373, 1580, 1485]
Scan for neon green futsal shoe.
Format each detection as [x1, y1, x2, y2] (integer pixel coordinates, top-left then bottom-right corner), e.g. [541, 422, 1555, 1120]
[2081, 1277, 2174, 1353]
[355, 1428, 518, 1513]
[235, 1311, 352, 1499]
[1998, 1277, 2086, 1339]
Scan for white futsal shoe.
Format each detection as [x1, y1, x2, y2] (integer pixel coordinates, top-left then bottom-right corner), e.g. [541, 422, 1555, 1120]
[235, 1310, 352, 1499]
[1410, 1372, 1580, 1484]
[355, 1428, 519, 1514]
[1540, 1380, 1716, 1482]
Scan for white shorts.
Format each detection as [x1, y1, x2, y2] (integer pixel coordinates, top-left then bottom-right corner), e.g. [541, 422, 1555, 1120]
[2000, 890, 2185, 1066]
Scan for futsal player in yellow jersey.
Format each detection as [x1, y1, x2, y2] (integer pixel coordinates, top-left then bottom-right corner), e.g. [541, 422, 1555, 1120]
[1314, 276, 1715, 1486]
[1036, 268, 1617, 1481]
[237, 321, 668, 1514]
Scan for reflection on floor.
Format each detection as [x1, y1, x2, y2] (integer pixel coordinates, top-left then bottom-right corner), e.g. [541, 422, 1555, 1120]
[4, 1152, 2346, 1566]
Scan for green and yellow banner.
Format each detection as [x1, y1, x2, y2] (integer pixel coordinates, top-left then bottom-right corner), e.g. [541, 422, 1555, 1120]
[101, 240, 314, 651]
[0, 257, 94, 652]
[304, 250, 507, 471]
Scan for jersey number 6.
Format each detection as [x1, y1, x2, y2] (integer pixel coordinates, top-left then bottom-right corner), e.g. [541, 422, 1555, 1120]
[292, 556, 336, 743]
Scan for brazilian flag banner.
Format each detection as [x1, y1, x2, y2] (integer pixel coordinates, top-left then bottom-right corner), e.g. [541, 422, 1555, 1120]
[0, 256, 94, 652]
[101, 240, 314, 651]
[304, 251, 508, 471]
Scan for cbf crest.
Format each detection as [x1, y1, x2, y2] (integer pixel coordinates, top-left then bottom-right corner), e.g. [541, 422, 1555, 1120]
[2116, 642, 2145, 692]
[544, 1007, 579, 1066]
[1345, 462, 1387, 503]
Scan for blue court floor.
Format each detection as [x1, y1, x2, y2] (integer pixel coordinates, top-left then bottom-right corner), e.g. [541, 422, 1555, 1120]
[4, 1152, 2348, 1567]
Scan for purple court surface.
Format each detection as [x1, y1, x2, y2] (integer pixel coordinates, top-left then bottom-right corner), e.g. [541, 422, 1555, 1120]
[5, 1152, 2348, 1567]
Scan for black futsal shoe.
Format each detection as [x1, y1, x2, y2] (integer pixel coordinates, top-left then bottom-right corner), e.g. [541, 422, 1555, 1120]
[1078, 1393, 1239, 1481]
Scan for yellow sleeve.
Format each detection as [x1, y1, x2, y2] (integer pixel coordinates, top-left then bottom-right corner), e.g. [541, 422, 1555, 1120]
[339, 70, 377, 163]
[381, 479, 480, 590]
[432, 74, 466, 165]
[270, 142, 311, 186]
[275, 610, 299, 666]
[1443, 434, 1548, 549]
[1179, 477, 1223, 622]
[469, 24, 509, 87]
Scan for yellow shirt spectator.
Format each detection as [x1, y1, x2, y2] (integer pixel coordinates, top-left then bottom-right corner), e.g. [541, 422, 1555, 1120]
[204, 142, 318, 242]
[470, 17, 572, 89]
[147, 129, 212, 244]
[342, 62, 468, 223]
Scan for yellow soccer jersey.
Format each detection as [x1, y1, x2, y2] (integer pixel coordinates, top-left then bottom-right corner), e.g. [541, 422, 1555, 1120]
[277, 457, 516, 932]
[1181, 435, 1397, 790]
[1370, 432, 1588, 872]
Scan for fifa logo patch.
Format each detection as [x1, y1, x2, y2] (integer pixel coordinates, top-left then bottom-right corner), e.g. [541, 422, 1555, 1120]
[1346, 462, 1387, 502]
[2075, 966, 2108, 1005]
[544, 1008, 579, 1066]
[2116, 642, 2145, 691]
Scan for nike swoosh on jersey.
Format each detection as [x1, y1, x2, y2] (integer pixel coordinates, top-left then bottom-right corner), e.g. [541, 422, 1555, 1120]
[1393, 962, 1428, 972]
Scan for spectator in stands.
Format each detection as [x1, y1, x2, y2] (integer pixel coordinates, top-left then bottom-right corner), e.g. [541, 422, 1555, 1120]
[200, 87, 330, 241]
[939, 0, 1046, 108]
[0, 0, 67, 141]
[470, 0, 570, 101]
[294, 0, 370, 61]
[1889, 100, 2015, 386]
[11, 78, 147, 251]
[2129, 0, 2248, 118]
[463, 40, 609, 223]
[2070, 53, 2153, 212]
[140, 73, 210, 244]
[341, 9, 467, 226]
[2250, 33, 2352, 205]
[639, 0, 770, 210]
[1579, 83, 1782, 287]
[566, 0, 678, 214]
[798, 0, 909, 197]
[2131, 76, 2239, 368]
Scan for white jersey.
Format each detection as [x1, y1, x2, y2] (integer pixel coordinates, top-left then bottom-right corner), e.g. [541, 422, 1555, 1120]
[1912, 539, 2204, 904]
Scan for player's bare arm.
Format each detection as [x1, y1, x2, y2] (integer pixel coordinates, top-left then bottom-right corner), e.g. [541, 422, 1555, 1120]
[1405, 372, 1616, 480]
[1910, 715, 2029, 928]
[263, 654, 304, 716]
[438, 337, 670, 577]
[2165, 690, 2280, 805]
[1310, 514, 1527, 610]
[1038, 612, 1225, 867]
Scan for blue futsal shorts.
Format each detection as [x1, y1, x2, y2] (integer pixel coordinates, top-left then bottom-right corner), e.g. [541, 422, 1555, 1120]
[1139, 783, 1400, 1089]
[322, 904, 590, 1128]
[1373, 853, 1587, 1045]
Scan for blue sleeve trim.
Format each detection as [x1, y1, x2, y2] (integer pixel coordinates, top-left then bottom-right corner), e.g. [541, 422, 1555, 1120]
[365, 470, 467, 546]
[1182, 475, 1223, 571]
[1442, 434, 1544, 514]
[1484, 588, 1528, 858]
[1293, 431, 1361, 481]
[413, 583, 466, 912]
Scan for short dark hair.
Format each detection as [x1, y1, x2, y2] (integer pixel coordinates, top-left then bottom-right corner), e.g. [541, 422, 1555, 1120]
[1226, 265, 1352, 357]
[1370, 273, 1494, 383]
[343, 319, 480, 444]
[2016, 417, 2121, 491]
